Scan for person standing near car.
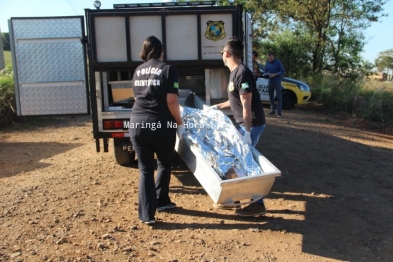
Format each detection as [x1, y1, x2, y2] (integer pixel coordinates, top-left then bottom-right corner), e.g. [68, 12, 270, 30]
[265, 51, 285, 118]
[129, 36, 185, 225]
[252, 51, 261, 79]
[210, 37, 267, 217]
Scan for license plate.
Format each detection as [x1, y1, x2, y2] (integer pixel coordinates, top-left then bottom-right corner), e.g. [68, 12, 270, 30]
[122, 144, 133, 152]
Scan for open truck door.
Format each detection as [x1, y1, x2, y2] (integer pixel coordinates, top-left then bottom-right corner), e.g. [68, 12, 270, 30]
[9, 17, 89, 116]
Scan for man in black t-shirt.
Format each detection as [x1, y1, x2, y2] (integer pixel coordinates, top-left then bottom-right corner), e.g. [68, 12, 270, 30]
[211, 37, 266, 147]
[210, 37, 267, 217]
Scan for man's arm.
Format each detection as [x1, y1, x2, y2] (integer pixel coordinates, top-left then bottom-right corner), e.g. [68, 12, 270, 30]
[269, 60, 285, 79]
[276, 60, 285, 76]
[214, 100, 231, 109]
[240, 93, 252, 132]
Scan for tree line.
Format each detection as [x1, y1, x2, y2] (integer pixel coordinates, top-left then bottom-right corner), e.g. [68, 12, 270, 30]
[217, 0, 391, 80]
[1, 33, 10, 51]
[2, 0, 393, 79]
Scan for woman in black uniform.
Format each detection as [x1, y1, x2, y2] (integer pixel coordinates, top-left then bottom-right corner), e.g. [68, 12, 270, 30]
[129, 36, 185, 225]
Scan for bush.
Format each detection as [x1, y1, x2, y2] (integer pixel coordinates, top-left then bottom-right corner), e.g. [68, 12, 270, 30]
[0, 66, 16, 125]
[355, 87, 393, 124]
[310, 74, 393, 124]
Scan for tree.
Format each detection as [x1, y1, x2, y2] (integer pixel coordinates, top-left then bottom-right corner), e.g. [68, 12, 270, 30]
[276, 0, 387, 74]
[216, 0, 290, 42]
[197, 0, 387, 78]
[375, 49, 393, 80]
[259, 29, 313, 78]
[1, 33, 10, 51]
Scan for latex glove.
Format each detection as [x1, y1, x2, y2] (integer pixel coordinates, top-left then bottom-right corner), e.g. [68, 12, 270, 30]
[210, 105, 218, 110]
[177, 124, 186, 139]
[243, 131, 252, 145]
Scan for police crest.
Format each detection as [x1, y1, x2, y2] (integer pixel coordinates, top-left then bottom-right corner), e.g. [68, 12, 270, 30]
[205, 20, 226, 41]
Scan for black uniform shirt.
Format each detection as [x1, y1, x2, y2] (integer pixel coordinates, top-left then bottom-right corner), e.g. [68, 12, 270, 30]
[228, 64, 266, 126]
[131, 59, 179, 119]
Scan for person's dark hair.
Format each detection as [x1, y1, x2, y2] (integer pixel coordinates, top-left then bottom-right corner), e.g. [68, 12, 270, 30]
[267, 51, 275, 56]
[140, 36, 163, 61]
[252, 51, 258, 57]
[224, 36, 243, 59]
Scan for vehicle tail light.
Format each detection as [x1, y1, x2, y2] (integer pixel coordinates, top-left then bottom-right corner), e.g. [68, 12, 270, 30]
[112, 133, 125, 138]
[103, 120, 124, 130]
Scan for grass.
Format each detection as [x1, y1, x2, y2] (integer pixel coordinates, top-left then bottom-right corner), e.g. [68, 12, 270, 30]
[3, 51, 12, 67]
[363, 78, 393, 89]
[309, 75, 393, 125]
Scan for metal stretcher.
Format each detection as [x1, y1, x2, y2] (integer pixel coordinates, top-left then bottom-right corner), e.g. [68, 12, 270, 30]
[175, 90, 281, 205]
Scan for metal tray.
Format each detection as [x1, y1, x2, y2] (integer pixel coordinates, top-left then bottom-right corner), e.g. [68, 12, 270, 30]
[175, 90, 281, 204]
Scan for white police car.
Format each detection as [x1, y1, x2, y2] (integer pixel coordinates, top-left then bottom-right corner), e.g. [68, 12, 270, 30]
[256, 65, 311, 109]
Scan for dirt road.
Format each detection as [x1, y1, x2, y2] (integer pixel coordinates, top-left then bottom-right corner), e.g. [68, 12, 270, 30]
[1, 105, 392, 261]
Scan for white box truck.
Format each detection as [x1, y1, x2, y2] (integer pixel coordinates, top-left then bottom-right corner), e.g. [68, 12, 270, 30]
[9, 1, 280, 205]
[9, 1, 256, 164]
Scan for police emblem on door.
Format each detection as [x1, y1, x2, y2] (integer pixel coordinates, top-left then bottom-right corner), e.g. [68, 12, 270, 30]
[205, 21, 226, 41]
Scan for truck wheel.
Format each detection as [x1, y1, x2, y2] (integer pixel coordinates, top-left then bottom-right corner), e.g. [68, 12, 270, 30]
[113, 138, 135, 166]
[282, 91, 296, 109]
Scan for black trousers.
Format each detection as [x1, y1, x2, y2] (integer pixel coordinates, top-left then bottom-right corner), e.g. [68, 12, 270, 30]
[129, 115, 176, 221]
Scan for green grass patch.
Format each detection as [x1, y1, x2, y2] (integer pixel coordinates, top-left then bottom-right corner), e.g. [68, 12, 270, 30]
[4, 51, 12, 67]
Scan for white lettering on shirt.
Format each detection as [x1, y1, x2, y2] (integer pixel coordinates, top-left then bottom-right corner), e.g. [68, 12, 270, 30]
[134, 79, 161, 87]
[136, 67, 162, 77]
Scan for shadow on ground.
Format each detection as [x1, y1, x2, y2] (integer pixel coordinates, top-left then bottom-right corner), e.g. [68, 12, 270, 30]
[0, 142, 84, 178]
[170, 115, 393, 261]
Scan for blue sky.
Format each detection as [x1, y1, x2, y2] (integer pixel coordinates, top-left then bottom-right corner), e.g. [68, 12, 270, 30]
[1, 0, 392, 63]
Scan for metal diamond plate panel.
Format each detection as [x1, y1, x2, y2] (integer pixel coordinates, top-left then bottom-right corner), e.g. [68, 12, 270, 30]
[20, 85, 87, 115]
[11, 17, 88, 116]
[129, 16, 162, 61]
[95, 17, 127, 62]
[15, 42, 84, 83]
[12, 18, 82, 39]
[166, 15, 198, 61]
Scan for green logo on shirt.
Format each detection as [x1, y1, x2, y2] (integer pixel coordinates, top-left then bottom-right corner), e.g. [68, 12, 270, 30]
[241, 82, 249, 90]
[174, 82, 179, 89]
[228, 82, 234, 91]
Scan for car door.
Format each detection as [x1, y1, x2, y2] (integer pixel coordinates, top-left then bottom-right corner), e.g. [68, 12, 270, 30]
[256, 77, 270, 101]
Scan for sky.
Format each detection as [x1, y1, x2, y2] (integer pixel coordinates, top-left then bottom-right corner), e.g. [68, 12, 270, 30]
[0, 0, 392, 63]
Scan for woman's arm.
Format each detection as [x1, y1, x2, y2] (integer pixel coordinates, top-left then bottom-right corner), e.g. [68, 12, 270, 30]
[167, 93, 183, 125]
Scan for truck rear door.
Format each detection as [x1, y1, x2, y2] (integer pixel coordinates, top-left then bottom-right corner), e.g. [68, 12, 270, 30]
[9, 17, 89, 116]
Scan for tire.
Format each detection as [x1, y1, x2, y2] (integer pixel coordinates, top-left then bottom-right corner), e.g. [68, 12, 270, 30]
[282, 91, 296, 109]
[113, 138, 135, 166]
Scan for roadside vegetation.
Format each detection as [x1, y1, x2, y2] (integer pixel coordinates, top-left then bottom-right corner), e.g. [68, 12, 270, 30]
[230, 0, 393, 126]
[0, 51, 16, 126]
[309, 75, 393, 124]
